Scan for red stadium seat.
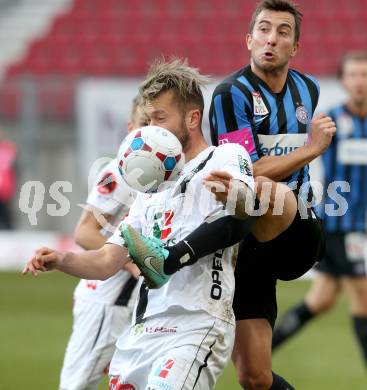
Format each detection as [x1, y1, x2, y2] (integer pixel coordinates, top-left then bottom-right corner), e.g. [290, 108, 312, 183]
[4, 63, 27, 79]
[2, 0, 367, 119]
[0, 82, 20, 120]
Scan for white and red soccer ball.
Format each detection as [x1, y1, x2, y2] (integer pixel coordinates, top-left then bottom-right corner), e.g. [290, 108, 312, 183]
[117, 126, 184, 193]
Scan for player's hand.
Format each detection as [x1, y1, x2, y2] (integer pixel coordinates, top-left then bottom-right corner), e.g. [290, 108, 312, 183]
[308, 112, 336, 155]
[123, 261, 141, 279]
[22, 247, 65, 276]
[203, 170, 234, 204]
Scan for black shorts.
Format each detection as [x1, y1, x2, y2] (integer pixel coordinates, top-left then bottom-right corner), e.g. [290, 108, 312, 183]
[233, 208, 325, 328]
[315, 232, 367, 277]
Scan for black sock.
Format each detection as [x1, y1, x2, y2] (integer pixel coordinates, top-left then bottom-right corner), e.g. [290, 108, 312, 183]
[163, 215, 257, 275]
[272, 301, 314, 350]
[352, 316, 367, 366]
[164, 240, 196, 274]
[268, 372, 295, 390]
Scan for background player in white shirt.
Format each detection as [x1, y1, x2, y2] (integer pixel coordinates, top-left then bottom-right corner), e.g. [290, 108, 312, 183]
[24, 59, 258, 390]
[59, 96, 148, 390]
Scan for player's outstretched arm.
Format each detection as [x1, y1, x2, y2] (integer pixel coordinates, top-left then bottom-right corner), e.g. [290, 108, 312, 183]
[22, 244, 130, 280]
[75, 208, 141, 279]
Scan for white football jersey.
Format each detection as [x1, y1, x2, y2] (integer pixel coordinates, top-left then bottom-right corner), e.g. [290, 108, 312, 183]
[108, 144, 254, 324]
[74, 159, 138, 306]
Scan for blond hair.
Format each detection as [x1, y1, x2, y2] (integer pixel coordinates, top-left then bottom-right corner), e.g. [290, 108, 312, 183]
[139, 58, 210, 118]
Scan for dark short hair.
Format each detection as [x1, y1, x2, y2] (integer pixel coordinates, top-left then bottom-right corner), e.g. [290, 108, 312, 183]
[249, 0, 302, 43]
[338, 51, 367, 78]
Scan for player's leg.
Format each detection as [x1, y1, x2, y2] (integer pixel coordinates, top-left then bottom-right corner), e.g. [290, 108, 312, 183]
[250, 177, 297, 242]
[121, 213, 256, 288]
[342, 277, 367, 366]
[121, 178, 300, 288]
[109, 309, 234, 390]
[332, 232, 367, 366]
[257, 192, 325, 282]
[232, 319, 273, 389]
[232, 183, 325, 390]
[165, 178, 297, 273]
[163, 214, 257, 274]
[87, 305, 132, 386]
[146, 317, 234, 390]
[60, 299, 102, 390]
[272, 272, 341, 350]
[232, 238, 294, 390]
[108, 346, 148, 390]
[59, 300, 131, 390]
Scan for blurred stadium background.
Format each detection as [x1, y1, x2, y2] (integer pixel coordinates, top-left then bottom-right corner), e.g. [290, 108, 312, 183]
[0, 0, 366, 388]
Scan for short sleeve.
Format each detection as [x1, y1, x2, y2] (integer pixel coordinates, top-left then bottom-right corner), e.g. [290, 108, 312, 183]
[213, 143, 255, 192]
[87, 160, 133, 215]
[210, 84, 259, 161]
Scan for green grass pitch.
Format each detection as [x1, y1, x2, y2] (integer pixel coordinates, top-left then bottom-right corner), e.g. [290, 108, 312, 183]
[0, 272, 365, 389]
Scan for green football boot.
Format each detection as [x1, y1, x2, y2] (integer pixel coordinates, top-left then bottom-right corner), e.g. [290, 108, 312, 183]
[120, 224, 170, 289]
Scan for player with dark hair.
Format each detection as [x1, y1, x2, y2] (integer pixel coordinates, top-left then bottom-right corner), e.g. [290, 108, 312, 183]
[114, 2, 335, 389]
[206, 1, 337, 388]
[272, 52, 367, 369]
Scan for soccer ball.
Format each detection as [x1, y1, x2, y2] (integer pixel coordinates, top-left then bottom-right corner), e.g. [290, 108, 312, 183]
[117, 126, 185, 193]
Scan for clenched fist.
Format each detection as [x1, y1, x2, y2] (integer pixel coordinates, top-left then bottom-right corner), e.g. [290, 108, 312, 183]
[308, 112, 337, 156]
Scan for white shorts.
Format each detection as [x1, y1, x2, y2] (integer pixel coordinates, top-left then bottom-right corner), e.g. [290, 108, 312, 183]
[59, 299, 132, 390]
[108, 308, 235, 390]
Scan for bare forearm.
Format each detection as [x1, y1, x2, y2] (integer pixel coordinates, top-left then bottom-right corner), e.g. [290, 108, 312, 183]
[253, 145, 318, 181]
[75, 228, 106, 250]
[56, 247, 128, 280]
[74, 209, 112, 250]
[254, 114, 336, 181]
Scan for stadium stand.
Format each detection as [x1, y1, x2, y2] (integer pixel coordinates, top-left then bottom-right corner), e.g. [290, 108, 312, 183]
[1, 0, 366, 119]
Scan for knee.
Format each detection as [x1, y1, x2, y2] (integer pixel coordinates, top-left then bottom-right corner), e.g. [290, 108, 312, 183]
[307, 296, 336, 314]
[350, 299, 367, 316]
[319, 299, 336, 313]
[254, 177, 296, 216]
[351, 286, 367, 314]
[254, 176, 276, 203]
[238, 368, 273, 390]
